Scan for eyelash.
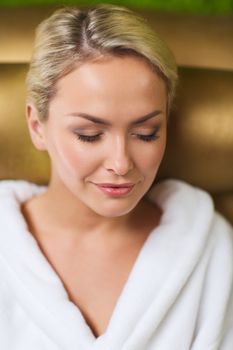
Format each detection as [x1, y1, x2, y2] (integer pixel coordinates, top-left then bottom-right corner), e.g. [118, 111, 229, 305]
[75, 128, 160, 143]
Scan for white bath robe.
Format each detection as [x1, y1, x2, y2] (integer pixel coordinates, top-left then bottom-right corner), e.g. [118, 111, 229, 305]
[0, 179, 232, 350]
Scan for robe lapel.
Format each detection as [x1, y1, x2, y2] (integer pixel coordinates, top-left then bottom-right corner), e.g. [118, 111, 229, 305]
[91, 180, 214, 349]
[0, 180, 214, 350]
[0, 182, 94, 349]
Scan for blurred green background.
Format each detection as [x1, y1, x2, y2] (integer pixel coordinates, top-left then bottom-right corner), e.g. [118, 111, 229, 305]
[0, 0, 232, 14]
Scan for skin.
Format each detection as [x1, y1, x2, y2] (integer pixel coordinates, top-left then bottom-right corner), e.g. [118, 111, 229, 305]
[25, 54, 167, 249]
[23, 55, 168, 337]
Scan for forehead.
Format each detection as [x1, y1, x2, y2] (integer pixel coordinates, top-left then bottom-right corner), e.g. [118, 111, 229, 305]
[51, 55, 167, 119]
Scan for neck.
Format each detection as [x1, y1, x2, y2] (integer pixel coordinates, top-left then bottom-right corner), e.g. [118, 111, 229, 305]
[22, 177, 161, 251]
[33, 179, 148, 241]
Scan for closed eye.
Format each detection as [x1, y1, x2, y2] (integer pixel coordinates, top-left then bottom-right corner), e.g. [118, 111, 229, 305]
[75, 133, 103, 143]
[75, 126, 161, 143]
[136, 132, 159, 142]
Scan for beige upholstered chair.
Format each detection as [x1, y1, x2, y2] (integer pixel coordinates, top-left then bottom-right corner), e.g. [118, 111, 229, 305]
[0, 7, 232, 224]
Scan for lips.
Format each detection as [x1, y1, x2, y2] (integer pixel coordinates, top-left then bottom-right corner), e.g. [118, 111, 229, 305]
[94, 183, 135, 197]
[95, 183, 135, 188]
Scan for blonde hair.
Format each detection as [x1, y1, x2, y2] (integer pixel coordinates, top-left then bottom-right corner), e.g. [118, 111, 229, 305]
[26, 3, 178, 120]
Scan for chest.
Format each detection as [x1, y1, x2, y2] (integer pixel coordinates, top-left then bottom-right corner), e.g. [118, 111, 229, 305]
[39, 239, 146, 338]
[21, 197, 161, 338]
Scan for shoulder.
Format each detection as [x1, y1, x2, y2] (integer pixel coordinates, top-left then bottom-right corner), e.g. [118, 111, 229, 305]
[0, 180, 47, 233]
[147, 178, 215, 230]
[147, 178, 214, 208]
[150, 179, 231, 224]
[148, 178, 233, 254]
[0, 180, 46, 202]
[209, 211, 233, 270]
[151, 178, 215, 199]
[0, 179, 43, 193]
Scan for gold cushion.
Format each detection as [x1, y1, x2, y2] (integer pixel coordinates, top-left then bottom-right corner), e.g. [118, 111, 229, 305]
[0, 8, 232, 224]
[159, 68, 233, 193]
[0, 64, 49, 183]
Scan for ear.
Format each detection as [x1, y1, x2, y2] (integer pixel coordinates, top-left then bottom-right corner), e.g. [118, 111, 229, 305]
[26, 104, 47, 151]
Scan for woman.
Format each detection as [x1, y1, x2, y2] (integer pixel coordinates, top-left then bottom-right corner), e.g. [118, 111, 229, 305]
[0, 4, 232, 349]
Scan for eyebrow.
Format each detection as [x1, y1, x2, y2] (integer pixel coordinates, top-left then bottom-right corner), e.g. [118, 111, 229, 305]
[67, 109, 162, 126]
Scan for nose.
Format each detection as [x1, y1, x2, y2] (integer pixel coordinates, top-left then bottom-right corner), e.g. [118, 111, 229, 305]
[104, 134, 134, 175]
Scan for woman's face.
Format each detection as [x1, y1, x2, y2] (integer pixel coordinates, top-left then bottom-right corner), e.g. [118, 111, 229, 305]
[29, 55, 167, 218]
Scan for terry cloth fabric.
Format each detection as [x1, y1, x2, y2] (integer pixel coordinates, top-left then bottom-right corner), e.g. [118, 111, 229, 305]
[0, 179, 232, 350]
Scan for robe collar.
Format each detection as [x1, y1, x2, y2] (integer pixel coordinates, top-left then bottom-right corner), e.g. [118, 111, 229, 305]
[0, 179, 214, 349]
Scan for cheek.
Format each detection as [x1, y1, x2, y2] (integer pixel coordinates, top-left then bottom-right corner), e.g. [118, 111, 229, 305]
[136, 134, 167, 174]
[51, 136, 98, 176]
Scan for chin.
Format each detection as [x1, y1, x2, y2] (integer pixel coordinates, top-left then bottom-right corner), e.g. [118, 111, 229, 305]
[97, 210, 132, 219]
[92, 199, 140, 218]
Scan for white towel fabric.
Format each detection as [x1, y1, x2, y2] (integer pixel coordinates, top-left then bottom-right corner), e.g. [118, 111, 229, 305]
[0, 179, 232, 350]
